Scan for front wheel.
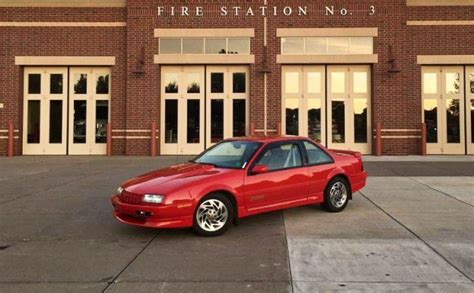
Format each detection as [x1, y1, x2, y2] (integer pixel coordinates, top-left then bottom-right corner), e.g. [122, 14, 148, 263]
[193, 194, 234, 237]
[322, 177, 350, 212]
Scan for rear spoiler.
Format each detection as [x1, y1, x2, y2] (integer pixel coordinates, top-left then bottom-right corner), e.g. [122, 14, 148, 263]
[328, 149, 362, 159]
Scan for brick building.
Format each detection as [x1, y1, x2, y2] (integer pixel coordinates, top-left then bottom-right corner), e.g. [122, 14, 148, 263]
[0, 0, 473, 156]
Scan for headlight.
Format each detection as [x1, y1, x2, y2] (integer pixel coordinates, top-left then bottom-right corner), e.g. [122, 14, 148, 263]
[143, 194, 164, 204]
[117, 186, 124, 194]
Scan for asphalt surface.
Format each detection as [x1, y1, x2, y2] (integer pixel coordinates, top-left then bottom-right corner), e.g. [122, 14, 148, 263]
[0, 156, 473, 292]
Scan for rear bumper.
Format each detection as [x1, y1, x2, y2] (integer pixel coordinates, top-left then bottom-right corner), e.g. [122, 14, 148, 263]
[350, 171, 367, 193]
[111, 195, 193, 229]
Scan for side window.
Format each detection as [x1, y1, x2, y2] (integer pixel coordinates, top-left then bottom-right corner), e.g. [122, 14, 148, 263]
[257, 143, 302, 171]
[304, 141, 333, 165]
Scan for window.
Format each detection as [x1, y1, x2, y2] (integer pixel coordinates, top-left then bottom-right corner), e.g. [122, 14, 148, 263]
[183, 38, 203, 54]
[281, 37, 304, 54]
[205, 38, 227, 54]
[50, 74, 63, 94]
[194, 141, 261, 169]
[281, 37, 373, 55]
[256, 143, 302, 171]
[160, 38, 181, 54]
[303, 141, 332, 165]
[28, 74, 41, 94]
[159, 37, 250, 55]
[228, 38, 250, 54]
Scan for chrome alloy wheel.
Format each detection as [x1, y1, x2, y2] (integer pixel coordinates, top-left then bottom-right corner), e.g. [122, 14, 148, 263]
[329, 181, 348, 208]
[196, 199, 229, 232]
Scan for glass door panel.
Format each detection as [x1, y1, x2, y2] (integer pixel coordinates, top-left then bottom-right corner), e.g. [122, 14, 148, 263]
[304, 66, 325, 144]
[164, 99, 178, 144]
[285, 98, 300, 136]
[423, 99, 438, 143]
[23, 67, 67, 155]
[466, 67, 474, 154]
[211, 99, 224, 143]
[331, 100, 345, 143]
[442, 67, 464, 154]
[95, 100, 109, 144]
[353, 98, 368, 143]
[282, 67, 303, 137]
[422, 67, 443, 153]
[232, 99, 246, 137]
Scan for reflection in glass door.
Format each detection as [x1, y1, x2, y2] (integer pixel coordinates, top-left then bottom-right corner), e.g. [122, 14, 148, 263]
[23, 68, 68, 155]
[68, 67, 111, 155]
[282, 66, 326, 144]
[327, 65, 371, 154]
[466, 67, 474, 154]
[160, 66, 205, 155]
[422, 66, 465, 154]
[206, 66, 249, 147]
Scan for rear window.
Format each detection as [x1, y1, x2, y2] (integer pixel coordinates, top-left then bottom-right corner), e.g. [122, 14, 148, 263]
[303, 141, 333, 165]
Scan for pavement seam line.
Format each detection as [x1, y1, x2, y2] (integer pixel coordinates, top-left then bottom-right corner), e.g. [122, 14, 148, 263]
[358, 190, 474, 283]
[102, 232, 160, 293]
[282, 211, 295, 293]
[407, 177, 474, 208]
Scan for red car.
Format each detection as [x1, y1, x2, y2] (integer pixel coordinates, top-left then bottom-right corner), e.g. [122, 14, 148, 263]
[111, 137, 367, 236]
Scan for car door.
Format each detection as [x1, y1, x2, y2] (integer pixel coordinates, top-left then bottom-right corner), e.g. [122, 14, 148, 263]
[243, 141, 310, 211]
[302, 140, 335, 203]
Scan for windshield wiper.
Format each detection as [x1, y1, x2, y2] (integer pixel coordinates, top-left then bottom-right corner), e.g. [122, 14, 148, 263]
[194, 162, 219, 168]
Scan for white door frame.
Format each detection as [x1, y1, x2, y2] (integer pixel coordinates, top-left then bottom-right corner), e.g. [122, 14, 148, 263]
[422, 66, 465, 155]
[160, 66, 205, 155]
[327, 65, 371, 154]
[281, 65, 326, 145]
[206, 65, 249, 148]
[467, 66, 474, 155]
[68, 67, 111, 155]
[23, 67, 68, 155]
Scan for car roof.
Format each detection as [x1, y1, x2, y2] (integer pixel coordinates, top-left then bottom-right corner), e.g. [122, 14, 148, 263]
[226, 136, 310, 144]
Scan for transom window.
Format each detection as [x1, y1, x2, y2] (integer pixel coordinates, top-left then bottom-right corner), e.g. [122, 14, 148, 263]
[281, 37, 373, 55]
[160, 38, 250, 55]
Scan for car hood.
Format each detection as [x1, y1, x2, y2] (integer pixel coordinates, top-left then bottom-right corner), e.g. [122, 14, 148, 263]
[121, 162, 229, 195]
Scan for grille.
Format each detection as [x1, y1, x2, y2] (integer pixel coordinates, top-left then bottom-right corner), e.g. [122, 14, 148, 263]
[119, 190, 143, 204]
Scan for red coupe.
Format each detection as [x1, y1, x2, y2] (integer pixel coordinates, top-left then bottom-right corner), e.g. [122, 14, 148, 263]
[111, 137, 367, 236]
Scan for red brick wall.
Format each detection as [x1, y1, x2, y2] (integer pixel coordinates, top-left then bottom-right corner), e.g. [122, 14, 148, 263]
[0, 7, 126, 156]
[1, 1, 473, 156]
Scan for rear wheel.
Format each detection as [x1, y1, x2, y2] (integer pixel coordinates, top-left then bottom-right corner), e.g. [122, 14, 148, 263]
[193, 194, 234, 237]
[322, 177, 350, 212]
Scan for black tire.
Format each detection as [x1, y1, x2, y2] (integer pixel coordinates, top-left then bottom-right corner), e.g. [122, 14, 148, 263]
[322, 177, 350, 213]
[193, 193, 234, 237]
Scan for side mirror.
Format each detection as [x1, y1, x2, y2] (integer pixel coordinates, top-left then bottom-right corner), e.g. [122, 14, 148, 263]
[251, 164, 269, 175]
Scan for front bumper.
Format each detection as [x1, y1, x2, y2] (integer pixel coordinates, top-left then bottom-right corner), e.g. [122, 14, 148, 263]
[111, 195, 193, 229]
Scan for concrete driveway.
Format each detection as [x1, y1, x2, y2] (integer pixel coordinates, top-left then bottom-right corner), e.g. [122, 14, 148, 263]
[0, 157, 473, 292]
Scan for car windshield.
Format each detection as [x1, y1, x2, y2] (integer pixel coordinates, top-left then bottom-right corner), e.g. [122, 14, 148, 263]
[193, 141, 262, 169]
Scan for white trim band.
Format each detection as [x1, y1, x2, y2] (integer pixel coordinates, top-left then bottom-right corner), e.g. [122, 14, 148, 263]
[0, 0, 126, 7]
[277, 54, 378, 64]
[154, 28, 255, 38]
[15, 56, 116, 66]
[407, 20, 474, 26]
[154, 54, 255, 65]
[277, 28, 378, 37]
[417, 55, 474, 65]
[0, 22, 126, 27]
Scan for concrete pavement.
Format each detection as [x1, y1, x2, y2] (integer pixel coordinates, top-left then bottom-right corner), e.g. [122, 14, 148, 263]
[0, 156, 473, 292]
